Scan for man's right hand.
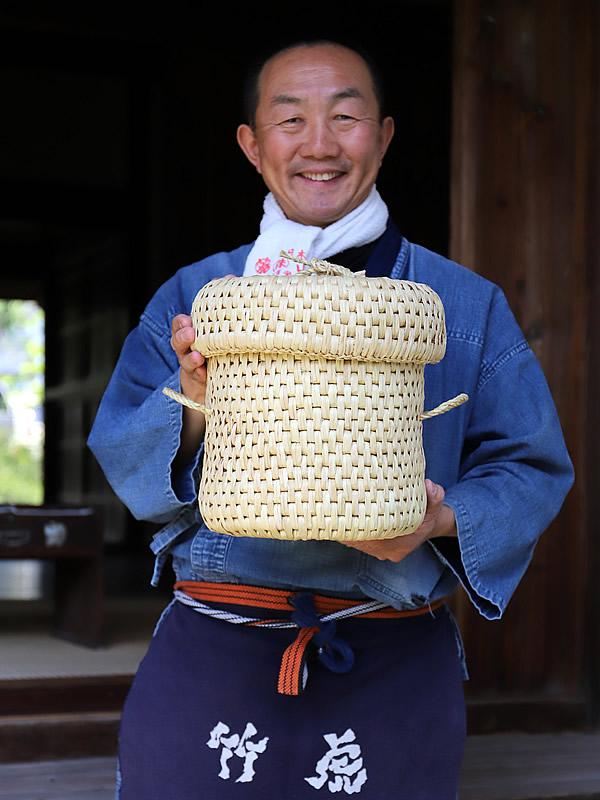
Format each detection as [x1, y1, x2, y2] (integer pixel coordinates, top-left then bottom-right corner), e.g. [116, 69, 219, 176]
[170, 314, 207, 406]
[170, 314, 207, 468]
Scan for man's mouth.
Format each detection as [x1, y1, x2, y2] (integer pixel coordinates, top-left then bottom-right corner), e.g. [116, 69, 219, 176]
[298, 171, 343, 182]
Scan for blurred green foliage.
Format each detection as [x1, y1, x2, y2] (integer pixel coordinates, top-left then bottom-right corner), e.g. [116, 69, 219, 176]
[0, 299, 44, 505]
[0, 428, 43, 504]
[0, 299, 44, 403]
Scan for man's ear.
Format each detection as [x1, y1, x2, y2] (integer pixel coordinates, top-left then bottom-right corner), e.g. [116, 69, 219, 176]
[237, 124, 262, 174]
[379, 116, 395, 165]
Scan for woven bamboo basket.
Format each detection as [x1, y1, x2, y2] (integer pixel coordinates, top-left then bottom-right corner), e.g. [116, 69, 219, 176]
[164, 256, 467, 541]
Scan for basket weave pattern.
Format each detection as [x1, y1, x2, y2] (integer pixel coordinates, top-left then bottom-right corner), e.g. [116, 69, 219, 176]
[201, 353, 427, 540]
[187, 267, 449, 541]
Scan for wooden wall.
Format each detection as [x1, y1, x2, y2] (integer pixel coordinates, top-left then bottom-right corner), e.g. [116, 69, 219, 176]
[450, 0, 599, 730]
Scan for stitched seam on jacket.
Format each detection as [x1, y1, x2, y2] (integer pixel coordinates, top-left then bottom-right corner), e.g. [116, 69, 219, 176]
[446, 329, 485, 347]
[477, 339, 529, 394]
[140, 310, 171, 340]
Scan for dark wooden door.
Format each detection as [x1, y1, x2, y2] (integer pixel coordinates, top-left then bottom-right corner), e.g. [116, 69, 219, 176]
[450, 0, 599, 732]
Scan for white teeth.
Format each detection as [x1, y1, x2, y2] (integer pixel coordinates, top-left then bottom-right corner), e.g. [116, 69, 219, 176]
[301, 172, 340, 181]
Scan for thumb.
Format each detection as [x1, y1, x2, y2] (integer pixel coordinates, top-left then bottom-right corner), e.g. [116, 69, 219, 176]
[425, 479, 445, 506]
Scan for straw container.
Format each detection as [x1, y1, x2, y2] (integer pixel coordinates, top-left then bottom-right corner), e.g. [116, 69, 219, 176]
[164, 259, 466, 541]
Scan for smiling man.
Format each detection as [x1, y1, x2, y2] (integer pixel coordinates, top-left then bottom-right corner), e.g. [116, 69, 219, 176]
[89, 41, 573, 800]
[237, 44, 394, 228]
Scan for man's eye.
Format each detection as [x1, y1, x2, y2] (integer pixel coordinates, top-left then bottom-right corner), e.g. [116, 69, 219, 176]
[334, 114, 355, 121]
[279, 117, 303, 126]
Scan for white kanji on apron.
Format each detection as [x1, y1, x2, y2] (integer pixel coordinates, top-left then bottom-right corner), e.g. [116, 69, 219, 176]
[305, 728, 368, 794]
[207, 721, 269, 783]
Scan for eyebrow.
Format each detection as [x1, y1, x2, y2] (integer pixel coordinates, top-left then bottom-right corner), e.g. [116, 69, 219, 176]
[270, 87, 364, 107]
[271, 94, 302, 106]
[332, 87, 363, 102]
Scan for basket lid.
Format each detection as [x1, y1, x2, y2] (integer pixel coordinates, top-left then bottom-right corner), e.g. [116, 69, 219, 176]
[191, 258, 446, 364]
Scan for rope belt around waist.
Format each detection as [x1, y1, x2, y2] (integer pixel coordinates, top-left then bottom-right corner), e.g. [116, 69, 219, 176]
[174, 581, 445, 696]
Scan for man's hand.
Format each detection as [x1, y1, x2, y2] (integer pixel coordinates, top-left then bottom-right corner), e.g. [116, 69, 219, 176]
[341, 479, 457, 562]
[170, 314, 207, 469]
[171, 314, 207, 406]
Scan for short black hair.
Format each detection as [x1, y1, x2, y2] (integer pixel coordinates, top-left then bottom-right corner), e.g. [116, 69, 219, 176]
[242, 39, 386, 129]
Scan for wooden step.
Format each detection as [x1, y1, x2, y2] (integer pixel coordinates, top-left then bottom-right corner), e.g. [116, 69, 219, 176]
[0, 674, 130, 763]
[0, 756, 117, 800]
[0, 712, 119, 764]
[459, 733, 600, 799]
[0, 675, 132, 717]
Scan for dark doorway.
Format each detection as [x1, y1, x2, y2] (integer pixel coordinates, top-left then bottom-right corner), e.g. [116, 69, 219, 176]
[0, 1, 452, 595]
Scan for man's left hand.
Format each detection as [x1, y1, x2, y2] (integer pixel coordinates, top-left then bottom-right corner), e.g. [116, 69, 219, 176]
[340, 479, 457, 562]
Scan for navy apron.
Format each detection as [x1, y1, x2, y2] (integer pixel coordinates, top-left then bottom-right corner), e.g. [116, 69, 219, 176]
[117, 598, 466, 799]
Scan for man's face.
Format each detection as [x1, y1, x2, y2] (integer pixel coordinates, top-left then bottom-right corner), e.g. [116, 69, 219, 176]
[237, 44, 394, 228]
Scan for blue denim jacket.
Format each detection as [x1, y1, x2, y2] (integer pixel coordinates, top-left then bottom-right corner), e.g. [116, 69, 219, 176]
[88, 237, 574, 621]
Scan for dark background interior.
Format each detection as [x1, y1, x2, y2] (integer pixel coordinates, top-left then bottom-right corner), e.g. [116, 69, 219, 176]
[0, 1, 453, 596]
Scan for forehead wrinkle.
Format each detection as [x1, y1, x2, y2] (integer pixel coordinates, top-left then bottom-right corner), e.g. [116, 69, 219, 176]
[270, 87, 364, 108]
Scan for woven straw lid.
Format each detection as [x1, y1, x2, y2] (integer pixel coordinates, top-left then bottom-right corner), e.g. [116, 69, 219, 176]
[191, 267, 447, 365]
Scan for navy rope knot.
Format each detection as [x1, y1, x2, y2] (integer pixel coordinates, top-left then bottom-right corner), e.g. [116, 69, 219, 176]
[289, 592, 355, 674]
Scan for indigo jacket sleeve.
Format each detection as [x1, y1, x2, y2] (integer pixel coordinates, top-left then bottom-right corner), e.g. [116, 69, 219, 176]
[88, 247, 249, 524]
[88, 307, 199, 523]
[426, 284, 574, 619]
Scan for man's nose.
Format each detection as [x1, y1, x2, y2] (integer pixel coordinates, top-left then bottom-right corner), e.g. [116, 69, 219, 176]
[298, 118, 342, 159]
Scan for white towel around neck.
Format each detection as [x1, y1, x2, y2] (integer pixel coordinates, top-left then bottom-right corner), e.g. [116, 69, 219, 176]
[243, 186, 388, 276]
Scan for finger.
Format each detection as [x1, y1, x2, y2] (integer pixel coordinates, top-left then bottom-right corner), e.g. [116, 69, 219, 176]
[171, 314, 193, 335]
[171, 317, 197, 358]
[176, 325, 195, 349]
[179, 349, 205, 375]
[179, 360, 208, 405]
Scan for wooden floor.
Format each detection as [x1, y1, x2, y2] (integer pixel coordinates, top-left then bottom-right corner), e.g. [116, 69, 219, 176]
[0, 757, 116, 800]
[460, 733, 600, 799]
[0, 733, 598, 800]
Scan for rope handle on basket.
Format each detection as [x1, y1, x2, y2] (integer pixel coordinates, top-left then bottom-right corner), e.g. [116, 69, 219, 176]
[421, 393, 469, 420]
[162, 386, 211, 414]
[162, 385, 469, 420]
